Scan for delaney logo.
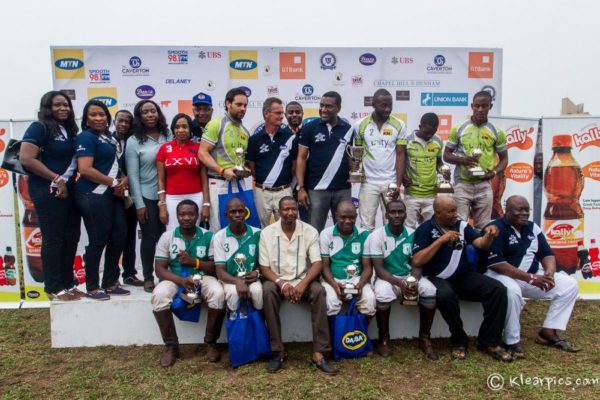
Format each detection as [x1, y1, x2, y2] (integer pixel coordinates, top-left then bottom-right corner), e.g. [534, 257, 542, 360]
[342, 330, 368, 350]
[582, 161, 600, 181]
[573, 126, 600, 151]
[506, 126, 535, 150]
[53, 49, 85, 79]
[229, 50, 258, 79]
[506, 162, 533, 182]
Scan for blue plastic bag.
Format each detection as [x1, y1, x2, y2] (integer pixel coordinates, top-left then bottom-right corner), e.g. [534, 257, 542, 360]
[218, 180, 261, 228]
[170, 270, 201, 323]
[331, 298, 373, 360]
[225, 300, 271, 367]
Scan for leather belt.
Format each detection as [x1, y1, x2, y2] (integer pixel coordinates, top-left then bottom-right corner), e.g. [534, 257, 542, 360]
[255, 183, 291, 192]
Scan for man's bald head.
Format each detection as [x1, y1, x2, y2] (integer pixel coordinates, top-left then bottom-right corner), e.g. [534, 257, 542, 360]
[433, 195, 456, 214]
[336, 199, 356, 214]
[506, 195, 529, 211]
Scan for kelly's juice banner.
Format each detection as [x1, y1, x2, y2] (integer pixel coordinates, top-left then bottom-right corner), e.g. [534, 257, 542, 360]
[0, 121, 21, 304]
[541, 116, 600, 298]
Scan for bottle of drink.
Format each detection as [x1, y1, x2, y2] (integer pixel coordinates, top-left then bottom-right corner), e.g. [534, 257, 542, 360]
[590, 239, 600, 277]
[577, 240, 593, 279]
[543, 135, 584, 275]
[18, 175, 44, 282]
[5, 246, 17, 286]
[0, 256, 6, 286]
[73, 254, 85, 285]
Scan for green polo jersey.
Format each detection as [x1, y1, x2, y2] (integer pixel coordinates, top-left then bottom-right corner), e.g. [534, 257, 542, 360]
[213, 224, 261, 276]
[404, 131, 443, 198]
[319, 224, 370, 280]
[201, 114, 250, 175]
[446, 120, 507, 183]
[155, 226, 213, 277]
[365, 224, 414, 277]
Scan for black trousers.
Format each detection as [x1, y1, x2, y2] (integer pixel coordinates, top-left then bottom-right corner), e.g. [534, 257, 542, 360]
[429, 271, 507, 348]
[139, 197, 165, 282]
[121, 204, 138, 278]
[30, 181, 80, 294]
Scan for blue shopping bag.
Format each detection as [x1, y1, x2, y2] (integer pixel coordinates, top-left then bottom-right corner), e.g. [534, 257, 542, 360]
[225, 300, 272, 367]
[331, 298, 373, 361]
[218, 180, 261, 228]
[170, 270, 201, 323]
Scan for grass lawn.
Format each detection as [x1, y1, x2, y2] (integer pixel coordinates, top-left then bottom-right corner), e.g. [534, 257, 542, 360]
[0, 300, 599, 399]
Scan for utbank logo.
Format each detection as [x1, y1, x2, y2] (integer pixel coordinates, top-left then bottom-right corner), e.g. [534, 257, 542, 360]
[421, 92, 468, 107]
[87, 87, 118, 115]
[468, 52, 494, 79]
[53, 49, 85, 79]
[229, 50, 258, 79]
[279, 52, 306, 79]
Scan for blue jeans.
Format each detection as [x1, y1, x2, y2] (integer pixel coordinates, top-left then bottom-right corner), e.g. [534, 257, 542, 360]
[76, 190, 127, 292]
[29, 181, 81, 294]
[307, 189, 352, 233]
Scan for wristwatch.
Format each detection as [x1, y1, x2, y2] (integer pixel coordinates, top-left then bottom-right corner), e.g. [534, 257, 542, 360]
[297, 186, 305, 191]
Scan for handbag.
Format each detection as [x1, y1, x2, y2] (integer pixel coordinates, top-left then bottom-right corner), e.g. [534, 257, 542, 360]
[331, 297, 373, 360]
[218, 180, 260, 228]
[225, 300, 271, 367]
[2, 139, 31, 175]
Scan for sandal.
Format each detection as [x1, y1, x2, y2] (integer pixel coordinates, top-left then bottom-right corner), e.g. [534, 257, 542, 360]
[451, 346, 467, 360]
[535, 331, 581, 353]
[477, 344, 513, 362]
[504, 342, 526, 359]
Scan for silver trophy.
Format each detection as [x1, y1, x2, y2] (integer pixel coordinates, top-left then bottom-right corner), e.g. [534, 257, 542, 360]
[402, 276, 419, 306]
[234, 253, 248, 277]
[436, 164, 454, 194]
[181, 273, 203, 305]
[346, 145, 365, 183]
[343, 264, 359, 298]
[233, 147, 251, 178]
[385, 182, 400, 202]
[467, 148, 486, 178]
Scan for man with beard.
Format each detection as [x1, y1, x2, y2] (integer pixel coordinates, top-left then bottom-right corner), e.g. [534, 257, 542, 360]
[285, 101, 304, 134]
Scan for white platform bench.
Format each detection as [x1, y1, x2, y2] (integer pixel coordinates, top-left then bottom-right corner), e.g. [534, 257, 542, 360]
[50, 286, 483, 348]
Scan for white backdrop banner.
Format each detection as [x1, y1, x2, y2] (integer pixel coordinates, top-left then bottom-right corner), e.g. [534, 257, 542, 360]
[541, 116, 600, 298]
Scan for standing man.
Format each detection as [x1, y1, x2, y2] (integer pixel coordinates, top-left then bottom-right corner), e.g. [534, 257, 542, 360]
[320, 200, 375, 318]
[214, 197, 262, 313]
[198, 88, 251, 231]
[247, 97, 297, 227]
[296, 91, 352, 232]
[367, 200, 438, 360]
[352, 89, 407, 231]
[411, 195, 512, 362]
[483, 195, 580, 357]
[151, 200, 225, 366]
[285, 101, 304, 134]
[402, 113, 444, 228]
[259, 196, 337, 375]
[443, 90, 508, 229]
[190, 92, 213, 142]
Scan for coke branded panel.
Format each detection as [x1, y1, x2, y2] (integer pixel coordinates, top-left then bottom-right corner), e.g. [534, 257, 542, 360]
[50, 46, 502, 137]
[0, 121, 21, 305]
[541, 116, 600, 298]
[489, 116, 538, 218]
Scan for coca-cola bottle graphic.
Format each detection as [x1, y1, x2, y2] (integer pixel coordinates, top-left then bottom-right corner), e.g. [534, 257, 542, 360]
[0, 255, 6, 286]
[590, 239, 600, 277]
[543, 135, 584, 275]
[73, 254, 85, 285]
[17, 175, 43, 282]
[4, 246, 16, 286]
[577, 240, 593, 279]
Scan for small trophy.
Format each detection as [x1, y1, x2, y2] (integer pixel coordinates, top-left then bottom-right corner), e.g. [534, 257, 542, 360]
[343, 264, 359, 298]
[234, 253, 247, 277]
[467, 148, 486, 178]
[233, 147, 251, 178]
[436, 164, 454, 194]
[381, 182, 400, 204]
[181, 273, 203, 305]
[402, 276, 419, 306]
[346, 145, 365, 183]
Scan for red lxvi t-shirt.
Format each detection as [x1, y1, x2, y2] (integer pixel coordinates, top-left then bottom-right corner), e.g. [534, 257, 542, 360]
[156, 140, 202, 195]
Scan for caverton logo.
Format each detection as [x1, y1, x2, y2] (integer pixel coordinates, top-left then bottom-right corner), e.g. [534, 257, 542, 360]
[342, 330, 368, 350]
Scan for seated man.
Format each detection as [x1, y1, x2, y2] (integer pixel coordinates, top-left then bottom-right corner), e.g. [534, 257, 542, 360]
[411, 195, 512, 362]
[259, 196, 337, 375]
[214, 197, 262, 313]
[483, 195, 580, 357]
[151, 200, 225, 367]
[320, 200, 375, 318]
[367, 200, 438, 360]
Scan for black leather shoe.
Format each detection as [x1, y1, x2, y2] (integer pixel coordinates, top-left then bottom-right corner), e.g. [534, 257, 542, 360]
[267, 354, 285, 373]
[311, 357, 337, 375]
